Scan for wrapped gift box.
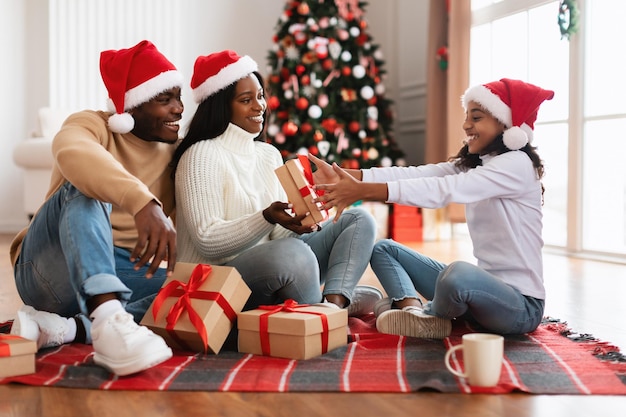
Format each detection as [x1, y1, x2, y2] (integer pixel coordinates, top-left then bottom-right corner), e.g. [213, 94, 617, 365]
[275, 157, 329, 227]
[0, 334, 37, 378]
[141, 263, 251, 354]
[237, 301, 348, 360]
[389, 204, 423, 242]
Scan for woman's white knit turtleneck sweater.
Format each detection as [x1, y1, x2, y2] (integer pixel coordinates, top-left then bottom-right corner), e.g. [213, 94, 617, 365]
[175, 123, 294, 265]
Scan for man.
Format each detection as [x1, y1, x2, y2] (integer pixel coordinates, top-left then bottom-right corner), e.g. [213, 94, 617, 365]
[10, 40, 183, 376]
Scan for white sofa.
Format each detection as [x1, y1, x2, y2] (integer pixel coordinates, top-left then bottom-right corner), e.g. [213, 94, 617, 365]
[13, 108, 73, 217]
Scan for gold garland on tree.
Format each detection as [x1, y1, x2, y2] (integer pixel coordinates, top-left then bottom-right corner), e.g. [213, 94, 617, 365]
[558, 0, 579, 40]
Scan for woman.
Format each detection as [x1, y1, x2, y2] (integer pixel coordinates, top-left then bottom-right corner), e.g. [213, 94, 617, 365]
[311, 78, 553, 338]
[171, 50, 380, 315]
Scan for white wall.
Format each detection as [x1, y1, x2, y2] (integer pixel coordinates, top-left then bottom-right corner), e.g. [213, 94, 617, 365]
[2, 0, 428, 233]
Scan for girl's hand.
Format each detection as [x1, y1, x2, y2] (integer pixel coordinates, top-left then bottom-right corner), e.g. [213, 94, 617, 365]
[308, 153, 339, 185]
[314, 163, 363, 221]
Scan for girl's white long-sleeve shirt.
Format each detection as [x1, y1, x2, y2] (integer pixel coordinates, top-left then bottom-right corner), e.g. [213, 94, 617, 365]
[363, 151, 545, 300]
[175, 123, 294, 265]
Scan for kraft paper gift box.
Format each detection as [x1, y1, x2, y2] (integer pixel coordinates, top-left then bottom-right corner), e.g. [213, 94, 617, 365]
[0, 334, 37, 378]
[275, 156, 329, 227]
[237, 300, 348, 360]
[141, 263, 251, 354]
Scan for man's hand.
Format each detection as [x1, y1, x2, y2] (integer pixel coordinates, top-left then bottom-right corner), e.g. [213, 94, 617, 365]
[263, 201, 319, 234]
[132, 200, 177, 278]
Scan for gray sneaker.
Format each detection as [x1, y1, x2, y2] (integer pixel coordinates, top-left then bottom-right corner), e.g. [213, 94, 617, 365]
[376, 306, 451, 339]
[91, 311, 172, 376]
[10, 305, 70, 350]
[346, 285, 384, 317]
[373, 297, 392, 317]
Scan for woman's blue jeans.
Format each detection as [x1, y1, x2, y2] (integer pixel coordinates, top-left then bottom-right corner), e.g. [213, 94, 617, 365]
[13, 183, 167, 343]
[225, 208, 376, 309]
[370, 239, 544, 334]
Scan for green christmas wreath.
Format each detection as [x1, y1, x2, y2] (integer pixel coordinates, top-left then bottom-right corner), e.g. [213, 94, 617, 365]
[558, 0, 579, 40]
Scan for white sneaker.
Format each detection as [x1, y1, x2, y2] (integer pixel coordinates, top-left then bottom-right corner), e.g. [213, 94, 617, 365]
[10, 305, 70, 349]
[347, 285, 384, 317]
[91, 311, 172, 376]
[373, 297, 392, 317]
[376, 306, 451, 339]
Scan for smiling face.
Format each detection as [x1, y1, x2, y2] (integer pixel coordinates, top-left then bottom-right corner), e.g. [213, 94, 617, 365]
[230, 74, 266, 134]
[462, 100, 506, 155]
[130, 87, 183, 143]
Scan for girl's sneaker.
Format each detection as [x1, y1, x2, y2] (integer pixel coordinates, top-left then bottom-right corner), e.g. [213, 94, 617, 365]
[376, 306, 451, 339]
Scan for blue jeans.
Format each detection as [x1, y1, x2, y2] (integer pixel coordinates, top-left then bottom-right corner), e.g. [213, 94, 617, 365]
[370, 239, 544, 335]
[225, 208, 376, 309]
[13, 183, 167, 343]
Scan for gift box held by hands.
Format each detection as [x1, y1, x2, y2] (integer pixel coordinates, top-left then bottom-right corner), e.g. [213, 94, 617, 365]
[0, 334, 37, 378]
[141, 263, 251, 354]
[237, 299, 348, 360]
[275, 155, 329, 227]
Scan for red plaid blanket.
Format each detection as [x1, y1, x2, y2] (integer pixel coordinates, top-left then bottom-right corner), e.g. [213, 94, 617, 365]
[2, 316, 625, 394]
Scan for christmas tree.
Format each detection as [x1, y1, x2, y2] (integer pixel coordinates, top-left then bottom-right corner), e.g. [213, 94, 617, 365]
[265, 0, 405, 169]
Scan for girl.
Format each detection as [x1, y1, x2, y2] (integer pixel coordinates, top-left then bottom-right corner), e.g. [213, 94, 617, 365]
[171, 50, 381, 315]
[311, 78, 554, 338]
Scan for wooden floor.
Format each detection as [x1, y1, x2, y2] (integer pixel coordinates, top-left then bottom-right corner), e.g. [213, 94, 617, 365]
[1, 232, 625, 417]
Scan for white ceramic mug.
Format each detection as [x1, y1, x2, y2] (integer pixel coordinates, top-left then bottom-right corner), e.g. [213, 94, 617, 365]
[444, 333, 504, 387]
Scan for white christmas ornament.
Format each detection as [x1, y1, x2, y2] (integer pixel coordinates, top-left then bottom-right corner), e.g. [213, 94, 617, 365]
[317, 140, 330, 157]
[381, 156, 392, 167]
[349, 27, 360, 37]
[284, 90, 294, 99]
[268, 124, 279, 136]
[368, 148, 379, 160]
[375, 84, 386, 95]
[297, 147, 308, 155]
[341, 51, 352, 62]
[367, 106, 379, 120]
[308, 105, 323, 119]
[352, 65, 366, 79]
[360, 86, 375, 100]
[329, 42, 342, 59]
[358, 130, 366, 139]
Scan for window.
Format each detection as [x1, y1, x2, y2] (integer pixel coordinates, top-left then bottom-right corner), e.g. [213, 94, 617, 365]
[470, 0, 625, 261]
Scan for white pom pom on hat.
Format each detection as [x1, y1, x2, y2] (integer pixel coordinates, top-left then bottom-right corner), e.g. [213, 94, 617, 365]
[100, 40, 184, 134]
[461, 78, 555, 150]
[191, 50, 259, 104]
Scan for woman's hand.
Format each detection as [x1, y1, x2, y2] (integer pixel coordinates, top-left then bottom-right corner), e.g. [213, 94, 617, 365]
[263, 201, 319, 234]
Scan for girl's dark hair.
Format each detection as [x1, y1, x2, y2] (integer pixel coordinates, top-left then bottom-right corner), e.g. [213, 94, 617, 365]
[449, 133, 545, 180]
[170, 71, 267, 176]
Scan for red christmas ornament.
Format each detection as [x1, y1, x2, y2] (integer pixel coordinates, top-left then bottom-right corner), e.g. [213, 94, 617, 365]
[320, 118, 339, 132]
[322, 59, 334, 71]
[301, 74, 310, 85]
[282, 121, 299, 136]
[270, 75, 281, 84]
[295, 65, 306, 75]
[276, 49, 285, 58]
[295, 97, 309, 110]
[348, 121, 361, 133]
[268, 96, 280, 110]
[280, 67, 290, 80]
[300, 122, 313, 134]
[341, 66, 352, 76]
[308, 145, 319, 156]
[313, 130, 324, 142]
[297, 2, 310, 15]
[367, 97, 377, 105]
[277, 111, 289, 120]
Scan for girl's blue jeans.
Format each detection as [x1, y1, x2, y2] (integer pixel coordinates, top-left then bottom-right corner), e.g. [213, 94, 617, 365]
[370, 239, 544, 334]
[13, 182, 167, 343]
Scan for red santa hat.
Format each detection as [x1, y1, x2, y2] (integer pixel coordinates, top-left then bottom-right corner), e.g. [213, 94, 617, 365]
[191, 50, 258, 104]
[462, 78, 555, 150]
[100, 40, 184, 133]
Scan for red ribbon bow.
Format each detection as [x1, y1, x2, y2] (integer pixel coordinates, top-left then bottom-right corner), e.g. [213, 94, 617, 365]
[0, 334, 22, 357]
[152, 264, 237, 353]
[257, 299, 330, 356]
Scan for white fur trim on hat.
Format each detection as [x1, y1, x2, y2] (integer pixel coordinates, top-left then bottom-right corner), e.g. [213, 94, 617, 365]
[124, 70, 184, 110]
[192, 55, 258, 104]
[462, 85, 512, 128]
